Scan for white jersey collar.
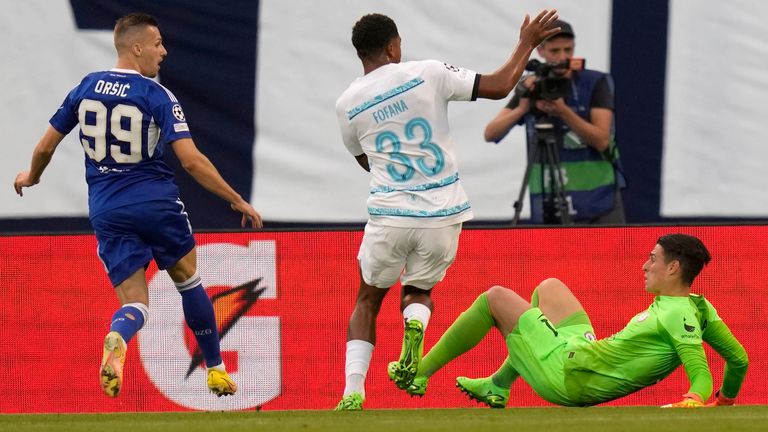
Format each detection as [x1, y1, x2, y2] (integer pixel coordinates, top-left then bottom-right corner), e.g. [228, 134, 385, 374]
[110, 68, 142, 75]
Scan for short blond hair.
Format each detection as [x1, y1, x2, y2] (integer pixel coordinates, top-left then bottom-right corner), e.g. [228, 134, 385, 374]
[114, 13, 158, 51]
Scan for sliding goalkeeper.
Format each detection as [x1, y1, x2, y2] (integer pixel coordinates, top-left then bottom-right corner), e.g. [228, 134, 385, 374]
[389, 234, 748, 408]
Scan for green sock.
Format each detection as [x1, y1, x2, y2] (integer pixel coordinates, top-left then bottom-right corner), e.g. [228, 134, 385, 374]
[419, 293, 496, 378]
[491, 357, 520, 387]
[530, 286, 540, 308]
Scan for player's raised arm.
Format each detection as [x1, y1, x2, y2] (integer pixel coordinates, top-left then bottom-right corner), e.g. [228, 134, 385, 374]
[477, 9, 560, 100]
[171, 137, 263, 228]
[14, 126, 67, 196]
[702, 320, 749, 406]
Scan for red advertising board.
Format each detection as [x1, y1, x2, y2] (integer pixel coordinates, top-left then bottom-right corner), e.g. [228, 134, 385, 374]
[0, 226, 765, 412]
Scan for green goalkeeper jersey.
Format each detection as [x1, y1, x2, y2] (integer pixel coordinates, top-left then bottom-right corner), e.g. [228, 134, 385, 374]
[563, 294, 743, 405]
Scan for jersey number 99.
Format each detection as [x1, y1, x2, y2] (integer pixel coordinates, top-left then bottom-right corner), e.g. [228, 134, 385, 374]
[78, 99, 144, 163]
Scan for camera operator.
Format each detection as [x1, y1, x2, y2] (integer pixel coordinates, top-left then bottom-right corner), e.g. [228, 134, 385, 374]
[485, 20, 626, 224]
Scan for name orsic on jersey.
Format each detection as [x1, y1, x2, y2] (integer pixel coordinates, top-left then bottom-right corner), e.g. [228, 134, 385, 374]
[94, 80, 131, 98]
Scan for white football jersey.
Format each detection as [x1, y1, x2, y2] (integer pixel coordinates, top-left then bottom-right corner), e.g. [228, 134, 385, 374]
[336, 60, 479, 227]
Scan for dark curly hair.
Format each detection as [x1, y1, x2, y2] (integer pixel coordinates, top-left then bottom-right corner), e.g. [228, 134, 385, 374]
[657, 234, 712, 286]
[351, 13, 399, 60]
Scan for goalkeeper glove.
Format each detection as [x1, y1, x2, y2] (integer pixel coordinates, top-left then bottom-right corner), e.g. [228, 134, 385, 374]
[706, 390, 736, 407]
[661, 393, 704, 408]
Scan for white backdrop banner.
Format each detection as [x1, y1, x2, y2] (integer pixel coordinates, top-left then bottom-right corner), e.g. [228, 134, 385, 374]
[12, 1, 765, 221]
[0, 0, 113, 217]
[0, 0, 610, 221]
[662, 0, 768, 217]
[253, 0, 612, 222]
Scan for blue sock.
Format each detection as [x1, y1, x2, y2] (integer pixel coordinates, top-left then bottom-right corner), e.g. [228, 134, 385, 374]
[178, 282, 223, 368]
[110, 303, 147, 344]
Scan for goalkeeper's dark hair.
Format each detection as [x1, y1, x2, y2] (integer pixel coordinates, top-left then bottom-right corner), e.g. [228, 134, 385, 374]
[351, 13, 399, 60]
[657, 234, 711, 286]
[114, 13, 159, 51]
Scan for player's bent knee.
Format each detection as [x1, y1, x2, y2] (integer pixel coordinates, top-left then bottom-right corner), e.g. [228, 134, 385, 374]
[167, 248, 198, 283]
[485, 285, 512, 305]
[537, 278, 569, 293]
[486, 285, 509, 296]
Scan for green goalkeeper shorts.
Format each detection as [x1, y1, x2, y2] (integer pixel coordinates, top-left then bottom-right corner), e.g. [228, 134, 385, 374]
[505, 307, 595, 406]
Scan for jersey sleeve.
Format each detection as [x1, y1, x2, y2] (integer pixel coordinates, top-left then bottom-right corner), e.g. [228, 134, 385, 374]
[658, 300, 712, 400]
[49, 84, 81, 135]
[702, 297, 721, 323]
[425, 60, 479, 102]
[147, 83, 193, 145]
[335, 98, 363, 156]
[674, 342, 713, 401]
[703, 319, 749, 399]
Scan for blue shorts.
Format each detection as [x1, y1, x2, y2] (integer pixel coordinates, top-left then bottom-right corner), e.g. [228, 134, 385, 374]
[91, 199, 196, 287]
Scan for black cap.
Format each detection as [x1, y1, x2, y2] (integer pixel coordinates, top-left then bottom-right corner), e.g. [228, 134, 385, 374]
[546, 19, 575, 40]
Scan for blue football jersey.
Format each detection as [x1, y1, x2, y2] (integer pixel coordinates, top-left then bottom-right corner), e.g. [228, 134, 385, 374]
[49, 68, 192, 217]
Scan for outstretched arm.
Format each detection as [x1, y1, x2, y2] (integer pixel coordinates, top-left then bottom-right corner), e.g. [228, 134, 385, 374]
[676, 342, 713, 402]
[703, 320, 749, 405]
[659, 314, 712, 408]
[476, 9, 560, 100]
[14, 126, 66, 196]
[661, 342, 712, 408]
[171, 138, 263, 228]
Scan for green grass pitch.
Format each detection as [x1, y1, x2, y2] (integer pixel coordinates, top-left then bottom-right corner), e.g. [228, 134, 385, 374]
[2, 406, 767, 432]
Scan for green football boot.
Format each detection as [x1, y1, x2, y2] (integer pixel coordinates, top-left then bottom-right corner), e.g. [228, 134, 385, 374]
[334, 392, 364, 411]
[387, 360, 400, 382]
[388, 362, 429, 397]
[456, 376, 509, 408]
[387, 319, 425, 389]
[406, 375, 428, 397]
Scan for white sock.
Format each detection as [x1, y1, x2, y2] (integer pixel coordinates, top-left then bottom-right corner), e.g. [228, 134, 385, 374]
[343, 340, 374, 397]
[403, 303, 432, 331]
[207, 361, 226, 372]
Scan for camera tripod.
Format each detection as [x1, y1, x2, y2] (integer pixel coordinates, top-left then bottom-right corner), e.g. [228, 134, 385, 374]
[512, 116, 572, 225]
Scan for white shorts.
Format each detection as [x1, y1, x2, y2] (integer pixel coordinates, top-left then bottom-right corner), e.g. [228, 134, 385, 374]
[357, 221, 462, 290]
